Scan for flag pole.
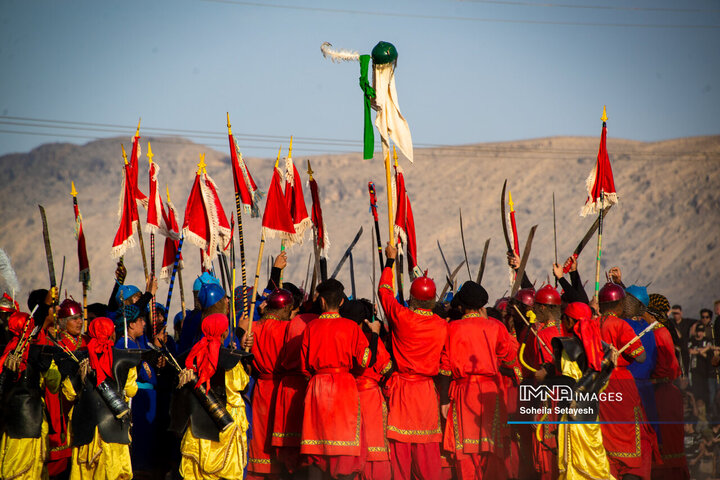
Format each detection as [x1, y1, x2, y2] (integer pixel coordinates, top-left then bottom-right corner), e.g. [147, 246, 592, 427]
[383, 147, 396, 293]
[71, 181, 89, 327]
[228, 113, 250, 323]
[393, 147, 404, 302]
[147, 143, 157, 337]
[122, 144, 149, 280]
[246, 231, 265, 352]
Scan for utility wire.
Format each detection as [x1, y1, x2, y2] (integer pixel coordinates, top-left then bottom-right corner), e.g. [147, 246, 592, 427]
[454, 0, 720, 14]
[2, 116, 717, 159]
[202, 0, 720, 29]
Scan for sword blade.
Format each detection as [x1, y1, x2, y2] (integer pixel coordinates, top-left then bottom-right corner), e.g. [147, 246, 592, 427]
[436, 240, 452, 278]
[500, 179, 512, 253]
[459, 208, 472, 281]
[330, 226, 364, 279]
[476, 238, 491, 284]
[38, 205, 57, 288]
[510, 225, 538, 298]
[439, 260, 466, 302]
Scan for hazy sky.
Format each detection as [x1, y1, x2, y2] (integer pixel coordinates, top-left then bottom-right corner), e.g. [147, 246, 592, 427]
[1, 0, 719, 158]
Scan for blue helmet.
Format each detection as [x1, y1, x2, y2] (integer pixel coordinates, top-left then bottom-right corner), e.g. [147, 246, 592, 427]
[193, 272, 221, 292]
[198, 282, 226, 309]
[116, 284, 141, 304]
[625, 285, 649, 307]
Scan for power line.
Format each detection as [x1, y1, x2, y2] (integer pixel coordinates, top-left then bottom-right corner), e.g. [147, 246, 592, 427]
[455, 0, 720, 14]
[202, 0, 720, 29]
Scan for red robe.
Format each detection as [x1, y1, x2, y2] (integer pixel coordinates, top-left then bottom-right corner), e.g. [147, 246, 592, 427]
[599, 313, 654, 479]
[248, 315, 289, 476]
[272, 313, 317, 472]
[352, 339, 392, 465]
[440, 313, 517, 480]
[45, 332, 87, 476]
[651, 324, 689, 479]
[300, 312, 370, 462]
[378, 266, 447, 444]
[519, 320, 563, 480]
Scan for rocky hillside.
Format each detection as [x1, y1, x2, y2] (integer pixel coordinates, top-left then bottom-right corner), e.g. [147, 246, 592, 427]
[1, 134, 718, 318]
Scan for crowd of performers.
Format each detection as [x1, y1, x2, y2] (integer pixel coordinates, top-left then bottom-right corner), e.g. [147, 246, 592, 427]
[0, 240, 700, 480]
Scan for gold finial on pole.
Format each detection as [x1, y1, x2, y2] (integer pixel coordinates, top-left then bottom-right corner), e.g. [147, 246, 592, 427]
[70, 181, 77, 197]
[166, 185, 171, 203]
[135, 118, 141, 137]
[307, 159, 314, 180]
[275, 146, 282, 169]
[147, 142, 154, 164]
[601, 105, 608, 123]
[197, 153, 207, 175]
[393, 145, 398, 167]
[508, 190, 515, 212]
[121, 144, 128, 165]
[227, 112, 232, 135]
[288, 136, 293, 159]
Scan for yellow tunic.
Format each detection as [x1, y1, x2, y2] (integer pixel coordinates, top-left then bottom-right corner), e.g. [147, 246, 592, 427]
[557, 351, 615, 480]
[0, 360, 62, 480]
[69, 368, 138, 480]
[180, 363, 250, 480]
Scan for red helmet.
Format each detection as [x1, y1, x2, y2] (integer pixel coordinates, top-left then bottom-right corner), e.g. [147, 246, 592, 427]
[266, 289, 294, 310]
[410, 274, 436, 301]
[58, 298, 82, 319]
[535, 285, 561, 306]
[599, 282, 625, 303]
[515, 288, 535, 308]
[494, 297, 509, 312]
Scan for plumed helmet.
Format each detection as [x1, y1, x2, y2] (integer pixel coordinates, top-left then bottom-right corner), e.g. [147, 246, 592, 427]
[515, 288, 536, 308]
[198, 283, 226, 310]
[371, 41, 398, 65]
[599, 282, 625, 303]
[534, 285, 561, 306]
[266, 289, 294, 310]
[410, 272, 436, 301]
[58, 298, 82, 319]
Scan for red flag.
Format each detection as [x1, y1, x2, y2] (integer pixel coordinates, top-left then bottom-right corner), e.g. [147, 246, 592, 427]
[160, 197, 183, 280]
[581, 107, 618, 217]
[393, 165, 419, 271]
[111, 162, 139, 258]
[128, 132, 148, 208]
[229, 133, 262, 217]
[145, 158, 165, 234]
[181, 159, 232, 270]
[72, 183, 90, 288]
[309, 172, 330, 254]
[261, 165, 297, 243]
[283, 157, 312, 242]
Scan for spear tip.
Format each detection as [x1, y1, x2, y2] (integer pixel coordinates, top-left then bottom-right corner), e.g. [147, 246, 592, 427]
[147, 142, 154, 163]
[121, 144, 128, 164]
[70, 181, 77, 197]
[508, 190, 515, 210]
[135, 117, 141, 137]
[601, 105, 608, 123]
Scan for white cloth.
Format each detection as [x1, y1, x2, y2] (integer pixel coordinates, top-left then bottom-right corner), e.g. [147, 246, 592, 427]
[373, 63, 413, 163]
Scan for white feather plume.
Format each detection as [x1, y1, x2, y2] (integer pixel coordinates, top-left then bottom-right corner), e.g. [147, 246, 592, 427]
[0, 248, 20, 296]
[320, 42, 360, 63]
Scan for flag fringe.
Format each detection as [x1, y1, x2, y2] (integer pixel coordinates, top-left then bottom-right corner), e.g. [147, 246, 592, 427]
[111, 228, 137, 259]
[0, 248, 20, 296]
[581, 193, 619, 217]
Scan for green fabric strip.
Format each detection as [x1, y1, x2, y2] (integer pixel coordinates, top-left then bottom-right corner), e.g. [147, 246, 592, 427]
[359, 54, 375, 160]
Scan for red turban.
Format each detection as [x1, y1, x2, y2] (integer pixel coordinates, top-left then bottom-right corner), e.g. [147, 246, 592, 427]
[0, 311, 34, 375]
[185, 313, 228, 390]
[88, 317, 115, 386]
[566, 303, 603, 371]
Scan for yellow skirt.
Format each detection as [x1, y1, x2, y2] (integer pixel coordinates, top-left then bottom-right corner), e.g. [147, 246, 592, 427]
[180, 364, 250, 480]
[0, 417, 49, 480]
[69, 427, 132, 480]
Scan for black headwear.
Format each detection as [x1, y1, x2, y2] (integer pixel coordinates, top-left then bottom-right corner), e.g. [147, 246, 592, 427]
[450, 281, 489, 310]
